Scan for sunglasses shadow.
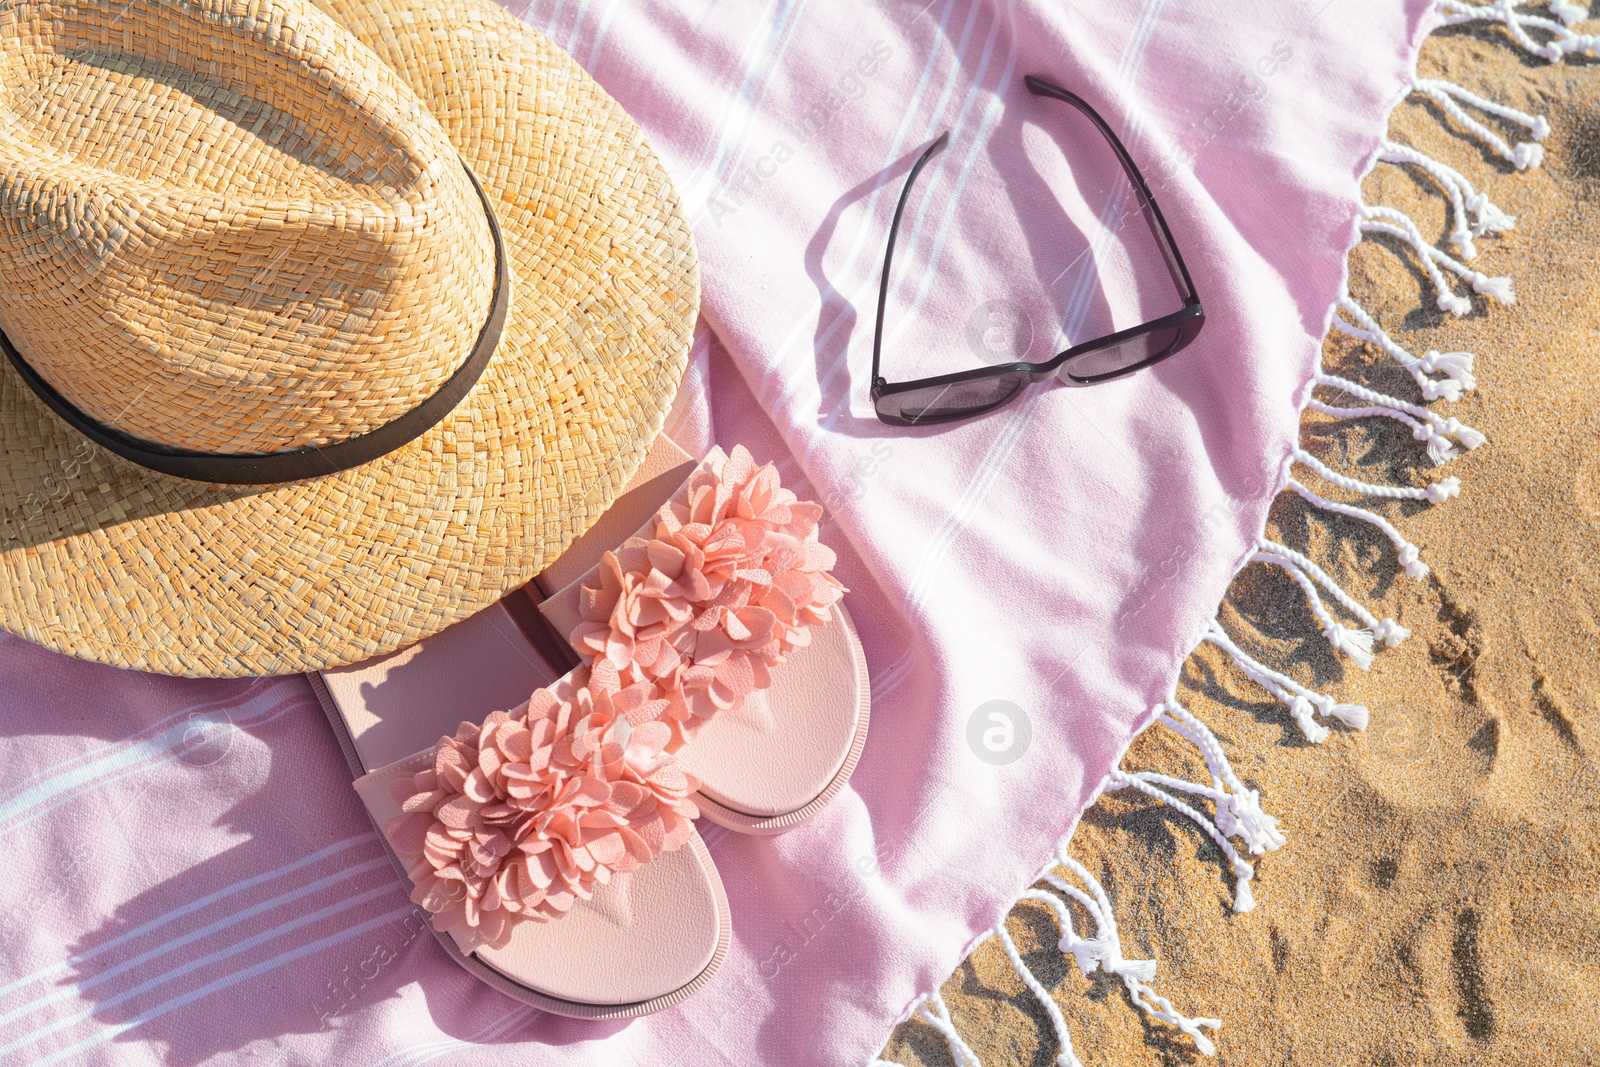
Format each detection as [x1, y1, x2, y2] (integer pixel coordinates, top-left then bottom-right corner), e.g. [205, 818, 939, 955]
[805, 145, 1038, 441]
[803, 146, 919, 439]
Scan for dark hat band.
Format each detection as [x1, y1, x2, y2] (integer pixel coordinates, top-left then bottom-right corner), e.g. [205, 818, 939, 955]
[0, 159, 509, 486]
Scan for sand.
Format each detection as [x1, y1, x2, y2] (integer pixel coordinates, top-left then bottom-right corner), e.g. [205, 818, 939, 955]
[878, 23, 1600, 1067]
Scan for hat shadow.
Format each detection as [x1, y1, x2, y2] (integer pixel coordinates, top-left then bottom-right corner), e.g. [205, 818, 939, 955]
[54, 738, 413, 1065]
[0, 371, 275, 555]
[40, 46, 379, 188]
[0, 645, 619, 1063]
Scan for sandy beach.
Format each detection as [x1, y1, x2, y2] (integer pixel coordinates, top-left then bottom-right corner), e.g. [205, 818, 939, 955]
[880, 23, 1600, 1067]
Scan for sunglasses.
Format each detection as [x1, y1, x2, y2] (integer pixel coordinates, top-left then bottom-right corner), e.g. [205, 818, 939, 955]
[870, 74, 1204, 427]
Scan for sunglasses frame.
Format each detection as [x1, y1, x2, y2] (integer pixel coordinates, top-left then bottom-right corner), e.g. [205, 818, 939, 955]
[870, 74, 1204, 427]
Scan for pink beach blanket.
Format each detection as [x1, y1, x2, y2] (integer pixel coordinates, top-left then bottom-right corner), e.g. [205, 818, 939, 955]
[0, 1, 1433, 1063]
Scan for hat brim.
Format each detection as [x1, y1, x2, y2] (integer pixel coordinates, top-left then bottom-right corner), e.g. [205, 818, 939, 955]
[0, 0, 697, 677]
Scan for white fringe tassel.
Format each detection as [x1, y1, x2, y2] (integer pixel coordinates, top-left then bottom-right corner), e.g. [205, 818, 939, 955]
[1156, 701, 1286, 854]
[1040, 854, 1222, 1053]
[1248, 550, 1377, 668]
[910, 987, 984, 1067]
[1359, 203, 1516, 315]
[1104, 766, 1261, 911]
[1331, 294, 1477, 401]
[1283, 473, 1431, 579]
[1204, 621, 1371, 742]
[1376, 139, 1517, 257]
[992, 919, 1083, 1067]
[1292, 446, 1460, 503]
[1411, 74, 1551, 167]
[1439, 0, 1598, 64]
[1257, 538, 1412, 648]
[1311, 371, 1487, 465]
[1284, 443, 1459, 583]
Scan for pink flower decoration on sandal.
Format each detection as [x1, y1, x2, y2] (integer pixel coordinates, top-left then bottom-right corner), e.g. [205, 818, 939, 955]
[383, 660, 700, 949]
[569, 446, 846, 747]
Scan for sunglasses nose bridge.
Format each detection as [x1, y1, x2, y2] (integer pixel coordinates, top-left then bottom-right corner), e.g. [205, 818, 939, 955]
[1053, 360, 1093, 388]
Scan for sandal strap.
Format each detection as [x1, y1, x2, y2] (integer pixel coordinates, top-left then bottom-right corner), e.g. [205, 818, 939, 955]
[567, 444, 847, 748]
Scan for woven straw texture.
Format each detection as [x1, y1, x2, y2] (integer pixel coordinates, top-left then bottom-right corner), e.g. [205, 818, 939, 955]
[0, 0, 699, 677]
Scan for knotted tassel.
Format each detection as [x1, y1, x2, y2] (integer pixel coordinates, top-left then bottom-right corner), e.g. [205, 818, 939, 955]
[1322, 622, 1376, 670]
[1397, 542, 1431, 580]
[1414, 420, 1460, 465]
[1426, 477, 1463, 503]
[1371, 618, 1412, 647]
[1229, 859, 1256, 914]
[1442, 416, 1487, 449]
[1317, 695, 1371, 730]
[1290, 696, 1331, 744]
[1215, 786, 1288, 856]
[1469, 271, 1517, 303]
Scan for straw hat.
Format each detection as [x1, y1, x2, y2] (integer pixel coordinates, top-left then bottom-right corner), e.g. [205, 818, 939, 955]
[0, 0, 698, 676]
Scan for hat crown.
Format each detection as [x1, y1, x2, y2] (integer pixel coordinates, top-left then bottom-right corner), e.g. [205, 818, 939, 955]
[0, 0, 496, 455]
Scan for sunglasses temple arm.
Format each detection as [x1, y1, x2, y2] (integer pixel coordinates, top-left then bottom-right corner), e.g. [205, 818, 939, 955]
[1023, 75, 1199, 306]
[873, 131, 950, 389]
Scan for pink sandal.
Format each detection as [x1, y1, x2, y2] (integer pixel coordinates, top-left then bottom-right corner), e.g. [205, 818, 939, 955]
[527, 439, 871, 834]
[314, 607, 729, 1018]
[311, 439, 861, 1011]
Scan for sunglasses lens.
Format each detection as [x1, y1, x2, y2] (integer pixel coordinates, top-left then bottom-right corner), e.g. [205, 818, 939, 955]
[1061, 323, 1185, 383]
[878, 370, 1028, 424]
